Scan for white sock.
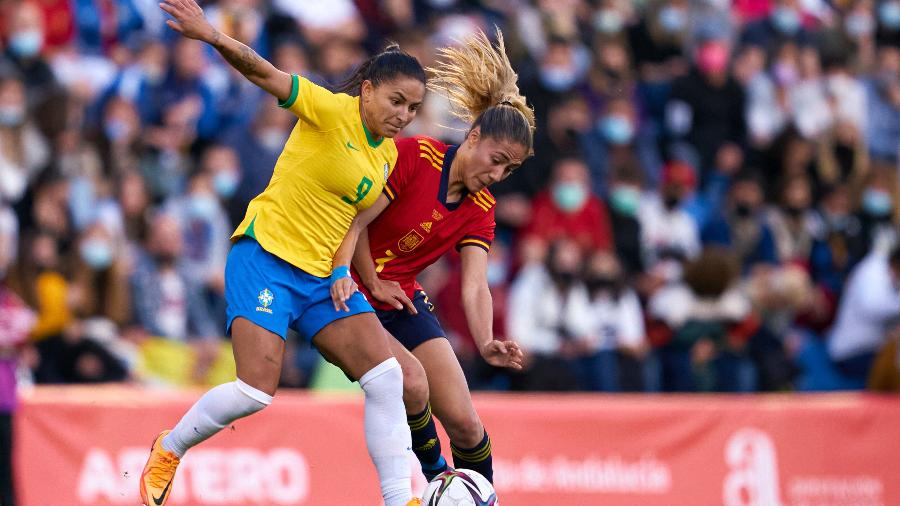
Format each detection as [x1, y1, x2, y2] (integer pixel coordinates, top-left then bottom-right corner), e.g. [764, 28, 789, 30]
[359, 358, 413, 506]
[161, 379, 272, 458]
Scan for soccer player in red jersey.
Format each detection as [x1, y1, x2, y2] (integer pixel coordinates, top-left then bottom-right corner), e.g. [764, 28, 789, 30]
[330, 28, 533, 485]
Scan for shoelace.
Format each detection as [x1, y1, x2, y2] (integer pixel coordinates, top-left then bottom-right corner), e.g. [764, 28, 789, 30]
[146, 453, 179, 488]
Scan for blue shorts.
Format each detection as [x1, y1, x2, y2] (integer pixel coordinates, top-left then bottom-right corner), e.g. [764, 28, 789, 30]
[225, 238, 374, 341]
[375, 290, 447, 351]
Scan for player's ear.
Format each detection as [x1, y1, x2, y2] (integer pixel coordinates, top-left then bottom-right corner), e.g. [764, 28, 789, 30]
[466, 126, 481, 146]
[360, 79, 374, 102]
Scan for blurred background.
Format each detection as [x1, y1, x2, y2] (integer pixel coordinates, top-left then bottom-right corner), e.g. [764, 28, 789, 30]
[0, 0, 899, 401]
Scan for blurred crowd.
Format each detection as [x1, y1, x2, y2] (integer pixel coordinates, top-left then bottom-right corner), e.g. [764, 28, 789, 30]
[0, 0, 898, 396]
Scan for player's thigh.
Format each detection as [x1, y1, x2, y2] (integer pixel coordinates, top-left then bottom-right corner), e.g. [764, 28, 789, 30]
[387, 333, 429, 410]
[231, 316, 285, 396]
[413, 338, 483, 440]
[312, 312, 394, 381]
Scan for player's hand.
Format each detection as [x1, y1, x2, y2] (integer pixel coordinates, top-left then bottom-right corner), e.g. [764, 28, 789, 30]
[330, 276, 357, 312]
[369, 278, 417, 314]
[159, 0, 216, 43]
[479, 340, 524, 370]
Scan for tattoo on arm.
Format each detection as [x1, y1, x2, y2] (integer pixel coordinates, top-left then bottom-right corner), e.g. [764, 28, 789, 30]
[214, 34, 263, 78]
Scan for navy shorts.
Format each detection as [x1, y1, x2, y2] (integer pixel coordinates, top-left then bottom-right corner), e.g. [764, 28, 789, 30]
[375, 290, 447, 351]
[225, 238, 374, 341]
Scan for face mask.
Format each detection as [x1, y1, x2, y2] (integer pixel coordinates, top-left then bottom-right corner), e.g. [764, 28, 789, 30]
[862, 188, 893, 217]
[594, 9, 624, 34]
[104, 119, 133, 142]
[771, 7, 801, 34]
[880, 1, 900, 30]
[845, 13, 875, 37]
[0, 105, 25, 127]
[80, 239, 114, 270]
[257, 128, 287, 151]
[587, 276, 618, 294]
[734, 203, 754, 218]
[9, 29, 43, 58]
[599, 114, 634, 145]
[486, 261, 508, 287]
[784, 205, 805, 217]
[213, 171, 239, 199]
[658, 6, 687, 33]
[540, 66, 578, 92]
[551, 269, 577, 286]
[697, 44, 729, 74]
[610, 186, 641, 216]
[552, 182, 588, 212]
[663, 194, 681, 210]
[772, 62, 799, 86]
[188, 193, 218, 220]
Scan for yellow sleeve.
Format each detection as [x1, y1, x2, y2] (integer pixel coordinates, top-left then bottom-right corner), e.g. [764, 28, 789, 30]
[278, 74, 347, 130]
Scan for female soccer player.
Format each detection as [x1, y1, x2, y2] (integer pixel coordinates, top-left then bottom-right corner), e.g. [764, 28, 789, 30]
[333, 29, 533, 485]
[139, 1, 426, 505]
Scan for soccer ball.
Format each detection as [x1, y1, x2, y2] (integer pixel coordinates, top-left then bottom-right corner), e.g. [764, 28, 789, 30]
[421, 469, 498, 506]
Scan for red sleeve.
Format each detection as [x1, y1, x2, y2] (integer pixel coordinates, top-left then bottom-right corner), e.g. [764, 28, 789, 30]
[384, 137, 418, 202]
[456, 207, 495, 253]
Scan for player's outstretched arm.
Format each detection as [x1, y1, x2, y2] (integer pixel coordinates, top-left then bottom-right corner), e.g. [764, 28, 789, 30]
[460, 247, 523, 370]
[159, 0, 292, 102]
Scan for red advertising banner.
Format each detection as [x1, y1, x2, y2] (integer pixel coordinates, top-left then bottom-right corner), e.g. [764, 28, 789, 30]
[14, 387, 900, 505]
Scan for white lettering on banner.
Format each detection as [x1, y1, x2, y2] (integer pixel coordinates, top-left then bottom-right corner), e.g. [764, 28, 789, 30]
[723, 428, 784, 506]
[76, 447, 309, 504]
[788, 476, 884, 505]
[493, 455, 671, 494]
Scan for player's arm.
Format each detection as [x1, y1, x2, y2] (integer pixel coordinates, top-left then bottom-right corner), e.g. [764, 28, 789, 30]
[160, 0, 292, 102]
[352, 227, 417, 314]
[330, 194, 392, 311]
[459, 247, 523, 370]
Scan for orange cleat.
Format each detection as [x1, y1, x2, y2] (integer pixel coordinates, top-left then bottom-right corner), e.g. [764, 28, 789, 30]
[139, 430, 180, 506]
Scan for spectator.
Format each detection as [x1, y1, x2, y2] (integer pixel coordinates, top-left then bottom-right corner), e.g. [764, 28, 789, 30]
[571, 251, 650, 391]
[2, 1, 59, 106]
[507, 238, 586, 391]
[703, 170, 779, 271]
[0, 74, 50, 204]
[767, 173, 819, 264]
[827, 244, 900, 388]
[522, 157, 614, 258]
[639, 160, 701, 269]
[648, 247, 757, 391]
[130, 212, 220, 381]
[666, 39, 746, 181]
[605, 165, 645, 275]
[865, 44, 900, 163]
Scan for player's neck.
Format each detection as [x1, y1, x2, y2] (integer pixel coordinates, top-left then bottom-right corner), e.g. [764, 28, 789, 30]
[445, 157, 466, 203]
[358, 101, 382, 143]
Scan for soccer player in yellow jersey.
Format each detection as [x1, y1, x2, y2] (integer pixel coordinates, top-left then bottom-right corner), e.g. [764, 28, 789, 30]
[140, 1, 426, 505]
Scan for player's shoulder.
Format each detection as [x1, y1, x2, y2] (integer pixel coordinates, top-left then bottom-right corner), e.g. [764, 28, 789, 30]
[396, 135, 449, 157]
[466, 188, 496, 214]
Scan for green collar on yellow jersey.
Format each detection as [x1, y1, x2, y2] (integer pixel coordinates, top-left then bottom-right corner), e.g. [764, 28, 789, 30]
[362, 116, 384, 149]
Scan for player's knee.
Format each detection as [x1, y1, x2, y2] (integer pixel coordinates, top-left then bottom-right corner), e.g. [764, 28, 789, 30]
[401, 357, 429, 411]
[445, 412, 484, 447]
[360, 357, 404, 400]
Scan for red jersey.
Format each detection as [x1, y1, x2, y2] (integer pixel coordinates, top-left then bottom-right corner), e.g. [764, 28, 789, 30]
[354, 136, 495, 310]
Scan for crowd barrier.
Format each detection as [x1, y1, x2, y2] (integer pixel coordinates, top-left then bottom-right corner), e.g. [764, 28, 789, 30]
[14, 386, 900, 505]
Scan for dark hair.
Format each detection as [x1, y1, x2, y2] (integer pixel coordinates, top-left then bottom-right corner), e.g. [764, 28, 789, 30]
[334, 44, 426, 96]
[470, 104, 534, 155]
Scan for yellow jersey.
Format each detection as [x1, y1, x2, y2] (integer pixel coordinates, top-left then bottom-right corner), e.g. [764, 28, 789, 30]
[232, 74, 397, 277]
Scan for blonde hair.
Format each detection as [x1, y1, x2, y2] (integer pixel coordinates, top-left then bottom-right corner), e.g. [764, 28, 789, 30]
[428, 27, 535, 149]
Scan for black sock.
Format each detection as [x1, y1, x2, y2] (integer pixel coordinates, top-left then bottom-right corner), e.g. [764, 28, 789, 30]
[451, 430, 493, 483]
[407, 403, 448, 481]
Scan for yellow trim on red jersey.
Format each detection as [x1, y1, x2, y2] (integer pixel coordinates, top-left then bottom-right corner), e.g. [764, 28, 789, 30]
[417, 139, 445, 161]
[418, 152, 443, 172]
